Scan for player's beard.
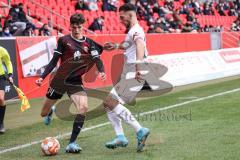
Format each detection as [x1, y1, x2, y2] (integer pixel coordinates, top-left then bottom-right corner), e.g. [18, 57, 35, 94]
[125, 21, 131, 30]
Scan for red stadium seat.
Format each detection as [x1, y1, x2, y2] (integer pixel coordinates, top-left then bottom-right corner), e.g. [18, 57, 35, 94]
[2, 0, 238, 35]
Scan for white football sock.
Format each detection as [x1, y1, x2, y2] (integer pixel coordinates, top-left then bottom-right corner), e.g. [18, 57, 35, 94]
[107, 110, 124, 136]
[113, 104, 142, 133]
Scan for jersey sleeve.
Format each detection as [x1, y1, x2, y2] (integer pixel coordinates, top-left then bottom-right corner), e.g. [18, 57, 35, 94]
[54, 37, 64, 55]
[40, 52, 61, 79]
[89, 39, 103, 58]
[1, 47, 13, 75]
[87, 39, 105, 72]
[40, 38, 63, 79]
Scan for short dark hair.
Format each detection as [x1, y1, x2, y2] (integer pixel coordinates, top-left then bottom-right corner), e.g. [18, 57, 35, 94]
[119, 3, 137, 12]
[70, 13, 86, 25]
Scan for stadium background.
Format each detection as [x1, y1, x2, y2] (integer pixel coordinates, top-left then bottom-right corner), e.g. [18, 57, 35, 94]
[0, 0, 240, 159]
[1, 0, 240, 100]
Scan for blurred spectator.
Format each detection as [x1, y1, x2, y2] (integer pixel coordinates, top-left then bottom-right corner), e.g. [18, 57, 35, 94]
[155, 17, 169, 33]
[215, 25, 223, 32]
[147, 17, 154, 26]
[234, 0, 240, 10]
[136, 1, 147, 20]
[164, 0, 174, 11]
[203, 25, 210, 32]
[231, 19, 240, 31]
[217, 6, 226, 16]
[102, 0, 117, 11]
[192, 18, 201, 31]
[228, 7, 237, 16]
[152, 2, 165, 17]
[192, 0, 202, 15]
[179, 5, 190, 15]
[186, 12, 195, 22]
[88, 16, 104, 31]
[209, 25, 214, 32]
[216, 0, 229, 11]
[75, 0, 89, 10]
[14, 22, 35, 36]
[203, 2, 214, 15]
[4, 15, 18, 35]
[2, 26, 12, 37]
[88, 0, 98, 11]
[9, 3, 29, 30]
[202, 24, 222, 32]
[0, 16, 2, 27]
[0, 24, 3, 37]
[109, 0, 119, 7]
[182, 20, 196, 33]
[147, 24, 156, 33]
[22, 23, 35, 36]
[0, 15, 2, 25]
[124, 0, 136, 4]
[18, 3, 28, 23]
[39, 23, 51, 36]
[167, 16, 181, 32]
[4, 15, 13, 28]
[136, 0, 156, 21]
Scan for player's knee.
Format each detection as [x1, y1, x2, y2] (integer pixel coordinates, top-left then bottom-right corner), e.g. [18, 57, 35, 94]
[40, 108, 49, 117]
[103, 98, 110, 108]
[103, 97, 117, 110]
[78, 105, 88, 114]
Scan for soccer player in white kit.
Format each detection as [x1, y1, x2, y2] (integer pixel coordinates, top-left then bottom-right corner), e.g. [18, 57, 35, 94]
[103, 3, 150, 152]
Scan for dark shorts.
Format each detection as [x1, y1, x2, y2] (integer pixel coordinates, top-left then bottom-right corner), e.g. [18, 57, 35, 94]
[46, 84, 85, 100]
[0, 77, 6, 91]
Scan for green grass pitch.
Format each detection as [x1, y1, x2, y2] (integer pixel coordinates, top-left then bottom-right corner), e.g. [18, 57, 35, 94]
[1, 78, 240, 160]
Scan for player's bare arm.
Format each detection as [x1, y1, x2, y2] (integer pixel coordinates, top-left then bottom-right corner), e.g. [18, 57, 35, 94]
[103, 41, 127, 51]
[103, 42, 118, 51]
[135, 38, 145, 82]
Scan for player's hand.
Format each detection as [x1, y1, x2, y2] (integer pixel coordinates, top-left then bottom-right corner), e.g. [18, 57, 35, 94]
[135, 71, 144, 83]
[103, 42, 118, 51]
[99, 72, 106, 81]
[8, 77, 14, 85]
[35, 78, 43, 86]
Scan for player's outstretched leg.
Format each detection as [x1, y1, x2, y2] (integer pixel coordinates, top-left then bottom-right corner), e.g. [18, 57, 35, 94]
[41, 97, 58, 125]
[44, 106, 56, 125]
[112, 104, 150, 152]
[105, 110, 128, 149]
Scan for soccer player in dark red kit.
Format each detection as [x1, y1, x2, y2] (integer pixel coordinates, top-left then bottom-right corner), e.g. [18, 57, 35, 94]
[35, 13, 106, 153]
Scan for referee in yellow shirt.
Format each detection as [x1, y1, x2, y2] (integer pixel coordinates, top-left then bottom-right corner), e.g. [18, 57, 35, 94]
[0, 46, 13, 134]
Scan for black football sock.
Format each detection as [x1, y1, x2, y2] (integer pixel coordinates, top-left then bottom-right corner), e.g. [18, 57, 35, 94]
[47, 107, 53, 117]
[69, 114, 85, 143]
[0, 105, 6, 125]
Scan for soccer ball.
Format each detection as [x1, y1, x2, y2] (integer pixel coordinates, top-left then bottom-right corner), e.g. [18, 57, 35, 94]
[41, 137, 60, 156]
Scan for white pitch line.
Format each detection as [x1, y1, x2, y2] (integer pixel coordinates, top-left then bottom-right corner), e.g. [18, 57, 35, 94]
[1, 88, 240, 154]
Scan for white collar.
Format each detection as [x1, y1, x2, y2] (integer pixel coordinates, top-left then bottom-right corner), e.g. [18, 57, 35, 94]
[71, 34, 86, 42]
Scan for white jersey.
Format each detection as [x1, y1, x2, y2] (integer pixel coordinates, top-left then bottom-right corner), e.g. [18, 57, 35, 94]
[110, 24, 148, 104]
[124, 23, 148, 63]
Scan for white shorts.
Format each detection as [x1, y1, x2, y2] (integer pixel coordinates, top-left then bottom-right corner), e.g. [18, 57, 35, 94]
[109, 63, 145, 104]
